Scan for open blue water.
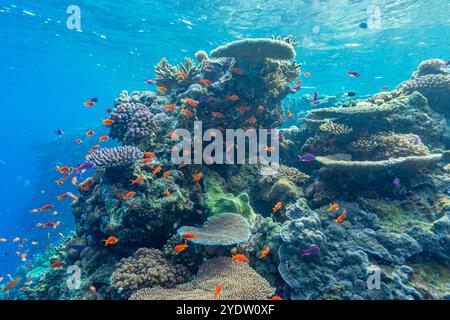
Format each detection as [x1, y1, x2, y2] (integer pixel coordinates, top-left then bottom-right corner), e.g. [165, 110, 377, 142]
[0, 0, 449, 280]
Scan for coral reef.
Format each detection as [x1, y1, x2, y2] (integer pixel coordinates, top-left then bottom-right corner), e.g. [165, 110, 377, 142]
[129, 257, 275, 300]
[177, 213, 251, 246]
[89, 146, 144, 168]
[319, 120, 353, 136]
[111, 248, 190, 297]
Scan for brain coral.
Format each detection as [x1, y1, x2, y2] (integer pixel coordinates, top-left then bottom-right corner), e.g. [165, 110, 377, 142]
[177, 212, 251, 246]
[111, 248, 190, 297]
[210, 38, 296, 61]
[129, 257, 275, 300]
[89, 146, 144, 168]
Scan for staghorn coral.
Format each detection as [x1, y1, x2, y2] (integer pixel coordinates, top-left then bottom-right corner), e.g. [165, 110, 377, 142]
[155, 57, 180, 88]
[109, 102, 158, 144]
[111, 248, 190, 297]
[319, 120, 353, 136]
[89, 146, 144, 168]
[129, 257, 274, 300]
[177, 212, 251, 246]
[210, 38, 296, 61]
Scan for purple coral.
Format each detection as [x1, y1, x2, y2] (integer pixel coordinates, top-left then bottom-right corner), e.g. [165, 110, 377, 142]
[89, 146, 144, 168]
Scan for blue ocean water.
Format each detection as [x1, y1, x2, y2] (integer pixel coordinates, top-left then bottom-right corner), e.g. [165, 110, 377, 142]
[0, 0, 449, 283]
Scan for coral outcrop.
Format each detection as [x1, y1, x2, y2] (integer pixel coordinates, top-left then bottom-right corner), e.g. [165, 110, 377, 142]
[89, 146, 144, 168]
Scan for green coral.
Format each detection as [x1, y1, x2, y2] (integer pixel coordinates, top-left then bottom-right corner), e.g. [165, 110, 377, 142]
[205, 178, 256, 220]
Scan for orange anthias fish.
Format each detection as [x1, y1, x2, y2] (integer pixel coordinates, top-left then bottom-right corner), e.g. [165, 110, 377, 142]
[86, 130, 95, 137]
[258, 247, 270, 259]
[237, 106, 251, 114]
[144, 151, 156, 158]
[130, 177, 145, 185]
[102, 118, 114, 126]
[75, 139, 82, 144]
[71, 176, 78, 186]
[294, 80, 302, 87]
[164, 104, 176, 111]
[84, 100, 95, 107]
[192, 172, 203, 182]
[3, 278, 21, 292]
[287, 110, 294, 118]
[178, 71, 187, 78]
[199, 79, 211, 85]
[265, 146, 275, 152]
[304, 72, 311, 77]
[49, 261, 65, 268]
[180, 108, 194, 117]
[152, 166, 162, 175]
[227, 95, 239, 101]
[103, 236, 119, 246]
[40, 204, 54, 212]
[123, 191, 136, 200]
[214, 283, 223, 299]
[158, 86, 168, 91]
[174, 241, 189, 252]
[163, 171, 171, 178]
[334, 210, 347, 223]
[267, 295, 283, 300]
[168, 131, 178, 139]
[99, 135, 109, 142]
[57, 193, 69, 200]
[212, 112, 224, 118]
[29, 209, 39, 213]
[182, 233, 199, 239]
[272, 201, 282, 213]
[232, 254, 249, 263]
[89, 144, 100, 153]
[327, 203, 340, 211]
[184, 98, 198, 108]
[66, 192, 78, 202]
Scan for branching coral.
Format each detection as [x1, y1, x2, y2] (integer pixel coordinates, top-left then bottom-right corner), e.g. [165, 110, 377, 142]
[89, 146, 143, 168]
[177, 213, 251, 246]
[129, 257, 275, 300]
[155, 57, 180, 88]
[210, 38, 296, 61]
[319, 120, 353, 136]
[347, 136, 379, 153]
[111, 248, 190, 297]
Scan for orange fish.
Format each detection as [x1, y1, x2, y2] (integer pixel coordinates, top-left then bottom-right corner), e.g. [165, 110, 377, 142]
[86, 130, 95, 137]
[164, 104, 176, 111]
[71, 177, 78, 186]
[144, 151, 156, 158]
[29, 209, 38, 213]
[199, 79, 211, 85]
[12, 237, 20, 243]
[182, 233, 199, 239]
[40, 204, 54, 212]
[174, 241, 188, 252]
[232, 254, 249, 263]
[103, 236, 119, 246]
[178, 71, 187, 78]
[56, 179, 64, 185]
[258, 247, 270, 259]
[294, 80, 302, 87]
[267, 295, 283, 300]
[163, 171, 171, 178]
[99, 135, 109, 142]
[49, 261, 65, 268]
[214, 283, 223, 299]
[287, 110, 294, 118]
[142, 158, 154, 164]
[31, 241, 38, 245]
[245, 116, 256, 124]
[3, 278, 21, 292]
[102, 118, 114, 126]
[334, 210, 347, 223]
[184, 98, 198, 108]
[158, 86, 168, 91]
[152, 166, 162, 175]
[20, 253, 27, 262]
[84, 101, 95, 107]
[212, 112, 224, 118]
[257, 105, 264, 112]
[66, 193, 78, 202]
[272, 201, 282, 213]
[180, 108, 194, 117]
[304, 72, 311, 77]
[192, 172, 203, 182]
[123, 191, 136, 200]
[75, 139, 82, 144]
[227, 95, 239, 101]
[130, 177, 145, 185]
[56, 193, 69, 200]
[89, 144, 100, 153]
[168, 131, 178, 139]
[265, 146, 275, 152]
[327, 203, 340, 211]
[237, 106, 251, 114]
[57, 166, 72, 173]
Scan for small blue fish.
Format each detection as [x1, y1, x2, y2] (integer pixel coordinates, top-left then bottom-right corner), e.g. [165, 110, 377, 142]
[89, 97, 98, 103]
[359, 22, 368, 29]
[393, 177, 401, 189]
[144, 79, 156, 85]
[312, 92, 318, 101]
[298, 153, 316, 163]
[55, 129, 64, 136]
[411, 137, 420, 145]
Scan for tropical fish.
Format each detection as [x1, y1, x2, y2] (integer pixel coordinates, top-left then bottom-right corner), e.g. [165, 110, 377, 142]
[212, 112, 224, 118]
[245, 116, 256, 124]
[55, 129, 64, 136]
[66, 192, 78, 202]
[0, 238, 6, 242]
[86, 130, 95, 137]
[298, 153, 316, 163]
[180, 108, 194, 117]
[294, 80, 302, 87]
[347, 91, 357, 97]
[214, 283, 223, 299]
[393, 177, 401, 189]
[178, 71, 187, 78]
[183, 98, 198, 107]
[272, 201, 282, 213]
[20, 253, 27, 262]
[157, 86, 168, 91]
[301, 244, 320, 257]
[49, 261, 65, 268]
[142, 158, 154, 163]
[231, 67, 245, 75]
[12, 237, 20, 243]
[130, 177, 145, 185]
[257, 105, 264, 112]
[99, 135, 109, 142]
[71, 176, 77, 186]
[411, 137, 420, 145]
[29, 209, 38, 213]
[89, 145, 100, 153]
[267, 295, 283, 300]
[144, 151, 156, 158]
[304, 72, 311, 77]
[56, 193, 69, 200]
[232, 254, 249, 263]
[102, 118, 114, 125]
[123, 191, 136, 200]
[144, 79, 156, 85]
[334, 210, 347, 223]
[347, 70, 361, 78]
[237, 106, 251, 114]
[84, 100, 95, 107]
[287, 110, 294, 118]
[75, 139, 82, 144]
[164, 104, 176, 111]
[152, 166, 162, 175]
[31, 241, 38, 245]
[40, 204, 54, 212]
[182, 233, 199, 239]
[192, 172, 203, 182]
[174, 241, 188, 252]
[265, 146, 275, 152]
[103, 236, 119, 246]
[312, 92, 318, 101]
[163, 171, 171, 178]
[258, 247, 270, 259]
[199, 79, 211, 85]
[227, 95, 239, 101]
[359, 22, 368, 29]
[3, 278, 21, 292]
[381, 86, 389, 91]
[75, 161, 94, 174]
[327, 203, 340, 211]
